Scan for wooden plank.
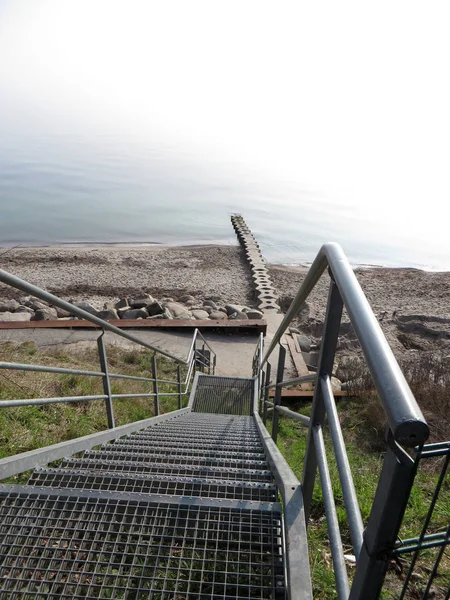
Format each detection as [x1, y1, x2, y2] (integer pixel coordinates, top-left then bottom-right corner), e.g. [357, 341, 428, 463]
[0, 319, 267, 335]
[285, 334, 310, 379]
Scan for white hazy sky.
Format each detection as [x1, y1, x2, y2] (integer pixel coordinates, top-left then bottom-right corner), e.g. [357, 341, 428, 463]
[1, 0, 450, 256]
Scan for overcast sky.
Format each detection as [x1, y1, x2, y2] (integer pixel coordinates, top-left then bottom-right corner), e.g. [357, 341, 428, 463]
[1, 0, 449, 260]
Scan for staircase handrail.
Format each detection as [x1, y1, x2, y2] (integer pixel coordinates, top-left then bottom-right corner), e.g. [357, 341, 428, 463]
[260, 242, 428, 446]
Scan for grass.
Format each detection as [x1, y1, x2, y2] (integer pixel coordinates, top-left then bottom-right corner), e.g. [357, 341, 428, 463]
[0, 341, 187, 462]
[270, 392, 449, 599]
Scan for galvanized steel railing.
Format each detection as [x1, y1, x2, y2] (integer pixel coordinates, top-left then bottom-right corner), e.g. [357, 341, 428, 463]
[252, 243, 449, 600]
[0, 267, 216, 477]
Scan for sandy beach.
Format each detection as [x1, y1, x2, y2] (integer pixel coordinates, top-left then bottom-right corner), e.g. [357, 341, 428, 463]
[0, 244, 449, 357]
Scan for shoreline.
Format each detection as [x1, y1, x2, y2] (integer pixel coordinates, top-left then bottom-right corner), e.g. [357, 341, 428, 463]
[0, 244, 448, 358]
[1, 242, 447, 273]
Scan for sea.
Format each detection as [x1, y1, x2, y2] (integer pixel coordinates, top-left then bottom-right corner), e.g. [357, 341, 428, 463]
[1, 126, 448, 272]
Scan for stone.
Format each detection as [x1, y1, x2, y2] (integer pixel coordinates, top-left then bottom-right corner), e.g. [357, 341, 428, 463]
[72, 302, 98, 317]
[297, 335, 311, 353]
[203, 299, 218, 310]
[98, 308, 119, 320]
[0, 299, 20, 312]
[205, 295, 222, 303]
[162, 297, 174, 303]
[209, 311, 227, 320]
[147, 301, 164, 316]
[218, 307, 227, 314]
[130, 295, 153, 309]
[174, 311, 193, 320]
[16, 305, 35, 315]
[25, 300, 48, 311]
[180, 294, 195, 303]
[31, 307, 58, 321]
[114, 298, 129, 310]
[229, 311, 248, 320]
[245, 310, 264, 320]
[55, 306, 71, 318]
[18, 296, 31, 306]
[120, 308, 149, 319]
[163, 308, 173, 319]
[202, 306, 213, 315]
[191, 310, 210, 320]
[0, 311, 31, 322]
[331, 376, 342, 391]
[225, 304, 246, 316]
[165, 302, 191, 318]
[289, 327, 301, 335]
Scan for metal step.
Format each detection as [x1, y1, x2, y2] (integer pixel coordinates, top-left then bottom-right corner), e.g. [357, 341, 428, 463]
[28, 468, 277, 501]
[60, 457, 274, 482]
[133, 429, 262, 442]
[104, 439, 264, 453]
[0, 489, 286, 598]
[192, 376, 254, 415]
[112, 435, 264, 452]
[83, 444, 267, 462]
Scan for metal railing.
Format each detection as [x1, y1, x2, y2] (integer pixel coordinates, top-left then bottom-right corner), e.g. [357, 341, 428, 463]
[253, 243, 449, 599]
[0, 267, 216, 478]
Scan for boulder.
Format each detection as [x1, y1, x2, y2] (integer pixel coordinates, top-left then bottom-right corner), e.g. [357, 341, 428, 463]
[229, 311, 248, 320]
[120, 308, 149, 320]
[16, 305, 35, 315]
[191, 310, 210, 320]
[147, 301, 164, 316]
[225, 304, 246, 316]
[0, 299, 20, 312]
[180, 294, 195, 303]
[0, 311, 31, 322]
[98, 308, 119, 320]
[55, 306, 71, 318]
[209, 311, 227, 320]
[72, 302, 99, 317]
[31, 308, 58, 321]
[203, 299, 218, 310]
[25, 300, 49, 311]
[245, 310, 264, 320]
[114, 298, 129, 310]
[165, 303, 191, 318]
[130, 295, 154, 309]
[297, 335, 311, 353]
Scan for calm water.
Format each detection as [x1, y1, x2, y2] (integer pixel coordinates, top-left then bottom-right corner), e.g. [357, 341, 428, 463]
[0, 128, 448, 271]
[1, 3, 449, 271]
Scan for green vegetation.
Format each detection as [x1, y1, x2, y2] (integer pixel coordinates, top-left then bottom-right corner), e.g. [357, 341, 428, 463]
[0, 341, 186, 461]
[271, 388, 449, 599]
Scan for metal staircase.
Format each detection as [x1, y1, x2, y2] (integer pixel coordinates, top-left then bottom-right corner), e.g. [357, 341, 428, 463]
[0, 374, 300, 599]
[0, 243, 448, 599]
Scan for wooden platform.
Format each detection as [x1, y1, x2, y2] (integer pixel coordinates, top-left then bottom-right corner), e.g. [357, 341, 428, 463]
[0, 318, 267, 335]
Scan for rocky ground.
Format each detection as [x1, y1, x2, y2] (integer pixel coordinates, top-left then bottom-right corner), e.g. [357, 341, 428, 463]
[1, 245, 449, 362]
[269, 264, 450, 362]
[0, 244, 256, 316]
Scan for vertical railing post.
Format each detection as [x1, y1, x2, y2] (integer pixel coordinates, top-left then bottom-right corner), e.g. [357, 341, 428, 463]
[259, 370, 265, 414]
[212, 353, 216, 374]
[152, 355, 159, 416]
[302, 276, 344, 522]
[263, 362, 271, 425]
[97, 333, 115, 429]
[272, 344, 286, 443]
[177, 365, 182, 410]
[349, 436, 418, 600]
